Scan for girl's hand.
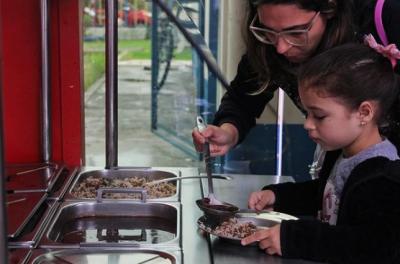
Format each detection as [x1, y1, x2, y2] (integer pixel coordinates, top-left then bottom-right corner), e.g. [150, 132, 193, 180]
[191, 123, 238, 157]
[248, 190, 275, 211]
[241, 224, 282, 256]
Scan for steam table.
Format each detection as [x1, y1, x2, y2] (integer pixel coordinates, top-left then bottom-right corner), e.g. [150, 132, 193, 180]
[180, 170, 324, 264]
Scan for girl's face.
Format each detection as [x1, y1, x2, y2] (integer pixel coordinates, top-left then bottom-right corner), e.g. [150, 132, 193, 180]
[299, 87, 366, 157]
[257, 4, 328, 63]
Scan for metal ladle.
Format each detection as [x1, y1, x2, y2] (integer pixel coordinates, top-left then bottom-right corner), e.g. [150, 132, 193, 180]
[145, 174, 232, 186]
[196, 116, 223, 205]
[196, 116, 239, 223]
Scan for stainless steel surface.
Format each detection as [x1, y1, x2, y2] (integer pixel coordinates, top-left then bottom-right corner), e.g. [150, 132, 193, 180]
[105, 0, 118, 168]
[40, 0, 51, 163]
[7, 192, 47, 239]
[147, 174, 232, 186]
[96, 188, 147, 202]
[200, 174, 294, 209]
[9, 199, 57, 249]
[6, 163, 65, 193]
[47, 166, 78, 200]
[26, 248, 181, 264]
[182, 172, 323, 264]
[65, 167, 180, 201]
[40, 201, 180, 248]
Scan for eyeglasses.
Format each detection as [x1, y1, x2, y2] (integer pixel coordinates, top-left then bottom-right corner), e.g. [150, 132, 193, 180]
[249, 11, 320, 47]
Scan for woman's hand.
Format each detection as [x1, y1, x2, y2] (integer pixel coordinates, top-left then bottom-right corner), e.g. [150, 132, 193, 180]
[241, 224, 282, 256]
[192, 123, 239, 157]
[248, 190, 275, 211]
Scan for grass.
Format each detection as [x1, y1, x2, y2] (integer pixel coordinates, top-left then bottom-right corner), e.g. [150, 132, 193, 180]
[84, 52, 105, 91]
[83, 39, 192, 90]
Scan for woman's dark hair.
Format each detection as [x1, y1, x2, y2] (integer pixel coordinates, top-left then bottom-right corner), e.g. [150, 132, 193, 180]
[298, 43, 400, 147]
[245, 0, 355, 92]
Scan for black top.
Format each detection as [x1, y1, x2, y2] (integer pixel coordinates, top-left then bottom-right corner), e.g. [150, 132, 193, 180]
[213, 0, 400, 144]
[263, 151, 400, 263]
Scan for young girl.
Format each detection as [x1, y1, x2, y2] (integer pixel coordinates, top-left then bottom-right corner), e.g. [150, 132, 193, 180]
[242, 41, 400, 263]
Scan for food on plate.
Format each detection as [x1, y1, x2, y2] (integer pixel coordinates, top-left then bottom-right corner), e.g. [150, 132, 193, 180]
[201, 218, 259, 239]
[71, 176, 176, 199]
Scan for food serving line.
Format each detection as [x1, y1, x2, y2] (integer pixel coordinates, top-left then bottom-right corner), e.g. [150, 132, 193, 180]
[0, 1, 326, 263]
[5, 164, 323, 264]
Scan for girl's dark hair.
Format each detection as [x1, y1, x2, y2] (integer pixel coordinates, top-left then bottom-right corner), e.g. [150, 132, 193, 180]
[298, 43, 400, 146]
[245, 0, 355, 91]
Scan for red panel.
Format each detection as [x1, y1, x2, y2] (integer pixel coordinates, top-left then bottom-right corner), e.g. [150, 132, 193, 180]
[50, 0, 62, 163]
[58, 0, 84, 166]
[2, 0, 42, 163]
[1, 0, 84, 166]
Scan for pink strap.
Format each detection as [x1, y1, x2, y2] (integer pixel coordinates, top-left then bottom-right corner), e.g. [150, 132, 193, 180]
[374, 0, 389, 45]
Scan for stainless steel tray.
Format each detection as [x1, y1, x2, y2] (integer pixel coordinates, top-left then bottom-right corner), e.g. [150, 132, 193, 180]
[7, 192, 48, 239]
[9, 199, 58, 249]
[64, 167, 181, 202]
[47, 166, 78, 200]
[5, 163, 65, 193]
[39, 200, 181, 248]
[26, 248, 181, 264]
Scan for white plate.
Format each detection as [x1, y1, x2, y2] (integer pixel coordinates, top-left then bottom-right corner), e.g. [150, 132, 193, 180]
[236, 209, 298, 223]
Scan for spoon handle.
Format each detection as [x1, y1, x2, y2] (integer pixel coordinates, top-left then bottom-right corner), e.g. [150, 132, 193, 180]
[196, 116, 215, 196]
[146, 174, 232, 185]
[203, 141, 214, 195]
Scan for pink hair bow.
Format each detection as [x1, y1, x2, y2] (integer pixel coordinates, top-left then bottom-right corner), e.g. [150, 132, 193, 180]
[364, 34, 400, 68]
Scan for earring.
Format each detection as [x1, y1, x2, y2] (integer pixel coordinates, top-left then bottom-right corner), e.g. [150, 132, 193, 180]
[360, 121, 367, 126]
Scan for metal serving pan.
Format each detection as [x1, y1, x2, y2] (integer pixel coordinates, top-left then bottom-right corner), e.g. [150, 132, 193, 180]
[46, 166, 78, 201]
[26, 248, 181, 264]
[64, 167, 181, 202]
[39, 200, 180, 248]
[9, 199, 58, 249]
[5, 163, 65, 193]
[7, 192, 48, 239]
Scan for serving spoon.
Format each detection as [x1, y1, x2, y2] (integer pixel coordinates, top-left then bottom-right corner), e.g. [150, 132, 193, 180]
[145, 174, 232, 186]
[196, 116, 223, 205]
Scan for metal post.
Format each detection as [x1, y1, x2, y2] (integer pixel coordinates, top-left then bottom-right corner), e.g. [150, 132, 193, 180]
[0, 10, 9, 260]
[40, 0, 51, 163]
[150, 2, 159, 130]
[276, 88, 285, 177]
[105, 0, 119, 168]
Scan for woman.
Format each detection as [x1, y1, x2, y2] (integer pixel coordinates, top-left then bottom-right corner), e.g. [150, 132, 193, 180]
[192, 0, 400, 160]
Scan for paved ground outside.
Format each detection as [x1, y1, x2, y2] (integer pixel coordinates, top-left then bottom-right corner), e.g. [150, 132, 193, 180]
[84, 59, 201, 168]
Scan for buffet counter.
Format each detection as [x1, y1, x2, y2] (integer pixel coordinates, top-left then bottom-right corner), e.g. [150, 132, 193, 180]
[7, 167, 324, 263]
[180, 169, 323, 264]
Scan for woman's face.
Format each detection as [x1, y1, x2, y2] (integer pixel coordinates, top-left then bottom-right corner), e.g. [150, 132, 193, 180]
[257, 4, 328, 63]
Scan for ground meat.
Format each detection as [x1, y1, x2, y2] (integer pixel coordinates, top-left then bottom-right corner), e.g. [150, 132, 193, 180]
[71, 176, 176, 199]
[212, 218, 258, 239]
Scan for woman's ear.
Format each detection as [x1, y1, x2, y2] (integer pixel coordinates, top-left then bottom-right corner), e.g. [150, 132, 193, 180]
[358, 101, 375, 124]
